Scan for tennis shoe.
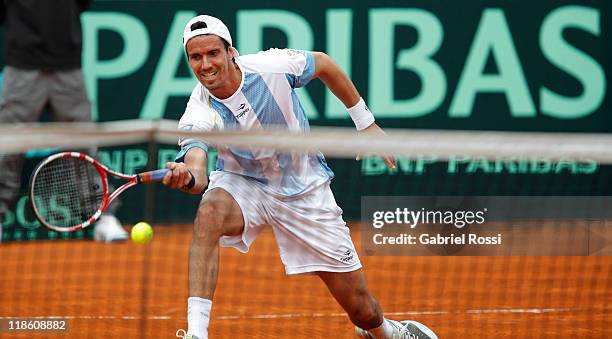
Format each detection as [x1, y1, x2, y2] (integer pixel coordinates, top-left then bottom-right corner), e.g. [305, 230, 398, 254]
[354, 326, 374, 339]
[176, 329, 200, 339]
[93, 214, 127, 243]
[355, 319, 438, 339]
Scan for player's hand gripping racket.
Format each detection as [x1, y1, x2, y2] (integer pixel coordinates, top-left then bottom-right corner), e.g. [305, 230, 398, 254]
[29, 152, 169, 232]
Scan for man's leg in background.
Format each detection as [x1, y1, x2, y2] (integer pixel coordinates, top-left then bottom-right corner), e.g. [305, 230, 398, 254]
[0, 66, 48, 242]
[49, 68, 127, 242]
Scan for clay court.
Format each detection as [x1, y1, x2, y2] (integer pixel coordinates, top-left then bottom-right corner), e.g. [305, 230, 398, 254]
[1, 223, 610, 338]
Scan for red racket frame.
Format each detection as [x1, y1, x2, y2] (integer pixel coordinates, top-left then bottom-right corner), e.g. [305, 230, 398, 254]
[29, 152, 169, 232]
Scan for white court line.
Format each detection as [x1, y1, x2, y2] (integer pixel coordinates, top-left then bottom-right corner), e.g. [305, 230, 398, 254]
[465, 308, 572, 314]
[1, 307, 607, 321]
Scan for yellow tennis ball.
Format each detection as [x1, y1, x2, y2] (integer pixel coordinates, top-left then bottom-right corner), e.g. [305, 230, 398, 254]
[131, 222, 153, 245]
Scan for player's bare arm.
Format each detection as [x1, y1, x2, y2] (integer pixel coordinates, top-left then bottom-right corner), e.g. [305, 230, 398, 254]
[164, 147, 208, 194]
[312, 52, 396, 169]
[312, 52, 361, 109]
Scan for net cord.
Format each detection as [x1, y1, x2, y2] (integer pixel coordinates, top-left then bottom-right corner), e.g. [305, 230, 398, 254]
[1, 120, 611, 163]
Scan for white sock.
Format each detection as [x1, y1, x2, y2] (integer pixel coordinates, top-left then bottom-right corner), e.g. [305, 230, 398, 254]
[368, 318, 395, 339]
[187, 297, 212, 339]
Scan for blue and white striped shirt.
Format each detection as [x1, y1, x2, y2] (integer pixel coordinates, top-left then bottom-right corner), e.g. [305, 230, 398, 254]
[177, 49, 333, 197]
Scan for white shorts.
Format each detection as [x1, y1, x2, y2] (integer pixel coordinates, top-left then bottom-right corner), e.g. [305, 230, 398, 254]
[205, 171, 362, 275]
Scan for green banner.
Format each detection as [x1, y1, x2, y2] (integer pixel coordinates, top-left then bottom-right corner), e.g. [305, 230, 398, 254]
[78, 1, 611, 131]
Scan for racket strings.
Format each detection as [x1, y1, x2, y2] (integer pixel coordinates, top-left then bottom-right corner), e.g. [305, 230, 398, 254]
[32, 157, 104, 229]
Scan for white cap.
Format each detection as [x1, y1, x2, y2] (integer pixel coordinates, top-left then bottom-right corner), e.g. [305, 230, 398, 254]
[183, 15, 233, 49]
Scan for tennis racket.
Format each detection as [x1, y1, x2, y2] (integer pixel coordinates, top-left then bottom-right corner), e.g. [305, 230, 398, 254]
[29, 152, 170, 232]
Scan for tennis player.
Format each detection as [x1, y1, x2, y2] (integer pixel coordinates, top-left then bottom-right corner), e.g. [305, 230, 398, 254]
[167, 15, 438, 339]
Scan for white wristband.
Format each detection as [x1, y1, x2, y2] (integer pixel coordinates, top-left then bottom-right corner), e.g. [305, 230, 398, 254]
[347, 97, 375, 130]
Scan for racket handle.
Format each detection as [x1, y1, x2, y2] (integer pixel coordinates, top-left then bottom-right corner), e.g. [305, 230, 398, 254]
[138, 168, 171, 184]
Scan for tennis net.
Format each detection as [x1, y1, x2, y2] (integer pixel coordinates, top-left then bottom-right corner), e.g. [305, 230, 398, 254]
[0, 120, 610, 338]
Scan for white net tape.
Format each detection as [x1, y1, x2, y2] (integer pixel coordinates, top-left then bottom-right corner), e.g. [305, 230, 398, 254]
[1, 119, 612, 163]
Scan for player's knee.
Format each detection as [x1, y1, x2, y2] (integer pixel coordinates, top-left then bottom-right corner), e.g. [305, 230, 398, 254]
[193, 201, 226, 241]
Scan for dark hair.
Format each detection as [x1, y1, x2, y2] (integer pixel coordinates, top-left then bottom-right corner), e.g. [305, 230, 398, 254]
[218, 38, 236, 63]
[220, 38, 230, 51]
[190, 21, 208, 31]
[185, 29, 234, 63]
